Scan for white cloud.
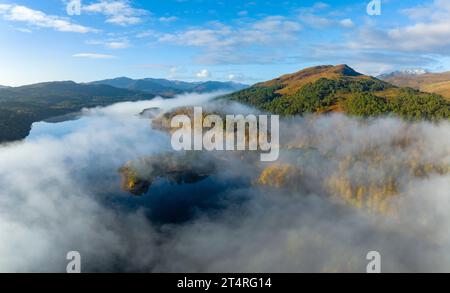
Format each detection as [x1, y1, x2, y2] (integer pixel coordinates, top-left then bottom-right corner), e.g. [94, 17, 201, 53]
[87, 39, 130, 49]
[158, 27, 231, 48]
[159, 16, 178, 23]
[196, 69, 211, 78]
[16, 28, 32, 33]
[106, 40, 130, 49]
[252, 16, 302, 32]
[0, 4, 96, 33]
[299, 14, 332, 28]
[136, 30, 156, 38]
[350, 0, 450, 55]
[299, 11, 355, 29]
[339, 18, 354, 28]
[296, 1, 450, 74]
[402, 0, 450, 20]
[105, 40, 130, 49]
[0, 4, 11, 13]
[312, 2, 329, 10]
[83, 0, 149, 26]
[226, 73, 250, 82]
[297, 2, 356, 30]
[72, 53, 116, 59]
[157, 16, 302, 64]
[159, 16, 302, 48]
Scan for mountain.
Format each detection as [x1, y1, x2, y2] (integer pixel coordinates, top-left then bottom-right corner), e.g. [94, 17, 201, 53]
[89, 77, 182, 96]
[90, 77, 248, 95]
[224, 64, 450, 120]
[378, 69, 429, 79]
[0, 81, 154, 101]
[0, 81, 157, 143]
[379, 70, 450, 100]
[190, 81, 247, 92]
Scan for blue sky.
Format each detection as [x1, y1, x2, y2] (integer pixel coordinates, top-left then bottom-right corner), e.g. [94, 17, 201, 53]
[1, 0, 450, 86]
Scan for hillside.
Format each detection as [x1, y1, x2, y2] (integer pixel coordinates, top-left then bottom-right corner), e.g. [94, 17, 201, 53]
[90, 77, 247, 95]
[422, 81, 450, 99]
[225, 65, 450, 120]
[0, 81, 157, 143]
[379, 71, 450, 100]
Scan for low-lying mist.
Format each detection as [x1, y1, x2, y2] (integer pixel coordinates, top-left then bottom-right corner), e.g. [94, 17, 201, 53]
[0, 91, 449, 273]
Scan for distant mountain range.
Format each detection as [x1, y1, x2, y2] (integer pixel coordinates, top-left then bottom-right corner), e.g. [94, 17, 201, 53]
[379, 70, 450, 100]
[0, 78, 247, 143]
[89, 77, 248, 95]
[1, 68, 449, 144]
[224, 64, 449, 119]
[0, 81, 152, 101]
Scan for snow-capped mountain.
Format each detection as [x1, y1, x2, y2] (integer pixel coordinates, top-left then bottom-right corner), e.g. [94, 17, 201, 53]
[378, 68, 429, 79]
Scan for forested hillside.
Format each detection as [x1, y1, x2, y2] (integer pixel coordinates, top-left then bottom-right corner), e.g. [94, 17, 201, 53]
[225, 65, 450, 120]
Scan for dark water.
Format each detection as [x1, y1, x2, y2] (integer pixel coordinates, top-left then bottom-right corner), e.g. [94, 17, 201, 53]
[25, 105, 250, 225]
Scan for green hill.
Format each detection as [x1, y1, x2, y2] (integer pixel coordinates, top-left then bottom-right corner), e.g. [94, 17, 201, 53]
[224, 65, 450, 120]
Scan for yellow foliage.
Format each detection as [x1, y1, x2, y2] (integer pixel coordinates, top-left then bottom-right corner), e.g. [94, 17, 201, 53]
[257, 139, 449, 214]
[257, 163, 301, 188]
